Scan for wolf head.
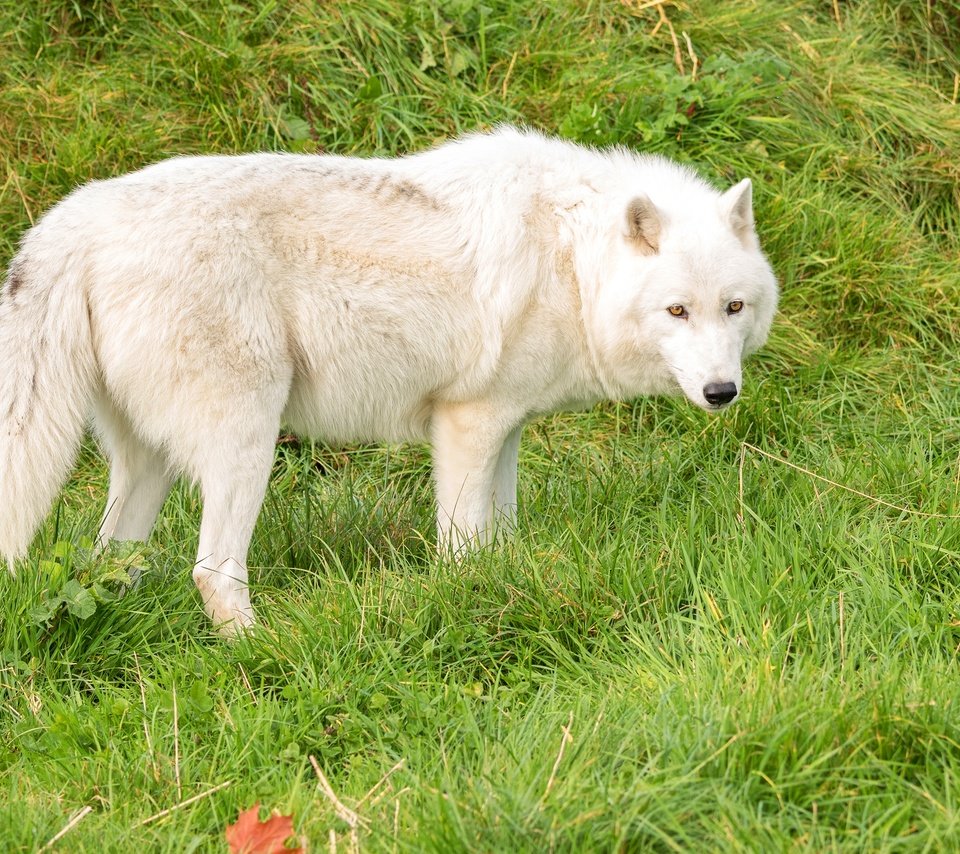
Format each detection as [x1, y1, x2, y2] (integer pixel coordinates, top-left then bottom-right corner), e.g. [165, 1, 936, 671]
[587, 172, 778, 411]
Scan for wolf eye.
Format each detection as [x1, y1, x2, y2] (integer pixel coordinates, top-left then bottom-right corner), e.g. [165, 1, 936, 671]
[727, 300, 744, 314]
[667, 304, 687, 318]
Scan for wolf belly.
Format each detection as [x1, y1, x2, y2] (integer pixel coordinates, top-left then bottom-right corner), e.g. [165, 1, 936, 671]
[279, 264, 487, 445]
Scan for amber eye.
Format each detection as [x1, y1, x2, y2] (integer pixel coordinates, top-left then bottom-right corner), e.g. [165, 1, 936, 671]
[667, 304, 686, 318]
[727, 300, 744, 314]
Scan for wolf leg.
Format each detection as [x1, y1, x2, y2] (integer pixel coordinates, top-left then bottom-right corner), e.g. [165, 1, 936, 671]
[95, 399, 174, 545]
[189, 402, 285, 636]
[432, 403, 517, 552]
[491, 425, 522, 533]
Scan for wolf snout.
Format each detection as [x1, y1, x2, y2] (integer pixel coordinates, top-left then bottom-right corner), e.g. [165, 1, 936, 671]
[703, 381, 738, 407]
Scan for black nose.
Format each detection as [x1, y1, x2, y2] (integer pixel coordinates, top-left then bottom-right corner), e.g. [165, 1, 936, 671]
[703, 381, 738, 406]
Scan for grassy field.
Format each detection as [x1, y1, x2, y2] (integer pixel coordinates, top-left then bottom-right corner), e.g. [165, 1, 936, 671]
[2, 0, 960, 850]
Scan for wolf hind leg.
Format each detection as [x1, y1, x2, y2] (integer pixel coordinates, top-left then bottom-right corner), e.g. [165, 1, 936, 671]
[95, 399, 175, 545]
[188, 387, 288, 636]
[491, 426, 522, 533]
[191, 435, 277, 635]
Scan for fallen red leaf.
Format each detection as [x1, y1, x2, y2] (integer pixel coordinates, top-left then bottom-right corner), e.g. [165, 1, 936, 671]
[225, 802, 302, 854]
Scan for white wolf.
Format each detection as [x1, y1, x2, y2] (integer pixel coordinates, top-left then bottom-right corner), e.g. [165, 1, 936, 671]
[0, 127, 777, 633]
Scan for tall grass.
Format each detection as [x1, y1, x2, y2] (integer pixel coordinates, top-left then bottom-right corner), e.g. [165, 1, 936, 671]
[2, 0, 960, 850]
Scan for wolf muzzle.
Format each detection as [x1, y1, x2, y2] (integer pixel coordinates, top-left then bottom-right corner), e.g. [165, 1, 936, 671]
[703, 381, 738, 406]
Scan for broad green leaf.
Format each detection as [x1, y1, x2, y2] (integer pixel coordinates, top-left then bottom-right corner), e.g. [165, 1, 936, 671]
[355, 75, 382, 102]
[419, 42, 437, 71]
[279, 114, 311, 141]
[29, 600, 61, 626]
[60, 580, 97, 620]
[188, 682, 214, 714]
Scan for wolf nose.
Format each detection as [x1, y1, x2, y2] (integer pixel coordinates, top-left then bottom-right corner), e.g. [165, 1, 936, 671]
[703, 381, 738, 406]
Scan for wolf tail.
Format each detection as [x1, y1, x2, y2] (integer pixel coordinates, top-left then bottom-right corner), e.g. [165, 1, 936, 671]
[0, 243, 97, 571]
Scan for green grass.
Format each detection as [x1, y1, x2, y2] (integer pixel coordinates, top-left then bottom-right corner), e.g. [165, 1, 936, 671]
[2, 0, 960, 850]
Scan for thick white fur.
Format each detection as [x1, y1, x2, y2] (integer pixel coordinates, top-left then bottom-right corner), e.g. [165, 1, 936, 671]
[0, 127, 777, 633]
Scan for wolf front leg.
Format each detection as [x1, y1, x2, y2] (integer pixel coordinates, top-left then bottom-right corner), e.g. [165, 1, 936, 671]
[431, 402, 520, 552]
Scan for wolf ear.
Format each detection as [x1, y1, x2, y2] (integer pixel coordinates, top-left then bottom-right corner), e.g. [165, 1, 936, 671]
[625, 195, 662, 255]
[721, 178, 755, 245]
